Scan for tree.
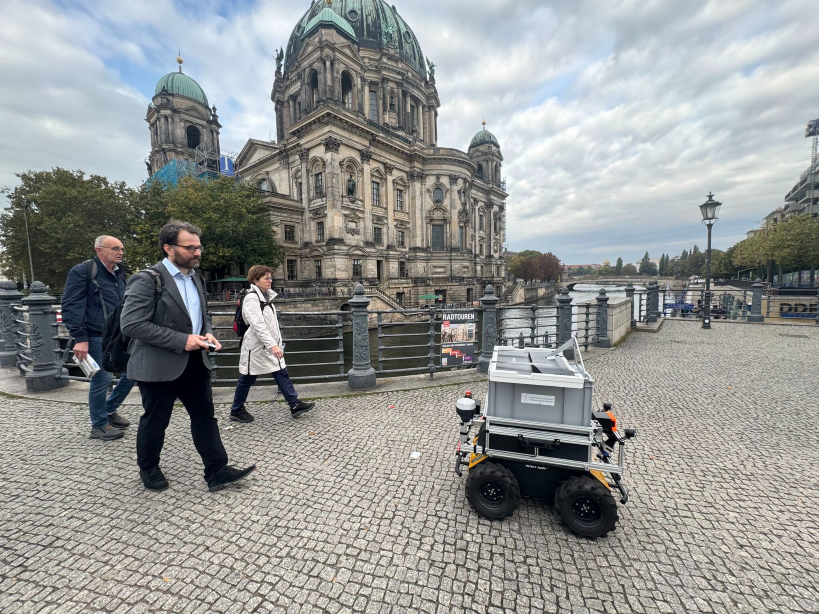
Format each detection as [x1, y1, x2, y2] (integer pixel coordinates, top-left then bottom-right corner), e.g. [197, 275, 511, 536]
[615, 257, 623, 275]
[128, 175, 286, 277]
[638, 251, 657, 276]
[680, 249, 688, 261]
[621, 263, 638, 275]
[0, 168, 137, 289]
[598, 264, 612, 276]
[509, 250, 563, 282]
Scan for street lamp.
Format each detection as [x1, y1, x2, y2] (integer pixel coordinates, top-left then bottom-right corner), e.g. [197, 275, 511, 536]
[17, 203, 35, 287]
[699, 192, 722, 329]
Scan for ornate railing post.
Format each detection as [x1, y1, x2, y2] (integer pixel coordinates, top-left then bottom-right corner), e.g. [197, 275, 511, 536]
[556, 287, 574, 359]
[21, 282, 69, 392]
[477, 284, 499, 374]
[816, 286, 819, 326]
[347, 283, 376, 390]
[646, 281, 659, 323]
[0, 281, 24, 367]
[595, 288, 611, 348]
[625, 282, 636, 330]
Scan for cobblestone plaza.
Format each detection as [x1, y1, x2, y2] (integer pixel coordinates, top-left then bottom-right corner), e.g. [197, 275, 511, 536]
[1, 321, 817, 613]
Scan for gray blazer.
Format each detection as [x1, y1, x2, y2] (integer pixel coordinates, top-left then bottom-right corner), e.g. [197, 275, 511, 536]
[121, 262, 212, 382]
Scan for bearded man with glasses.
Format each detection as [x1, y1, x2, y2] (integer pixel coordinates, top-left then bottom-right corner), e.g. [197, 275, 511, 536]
[121, 220, 255, 493]
[63, 235, 136, 440]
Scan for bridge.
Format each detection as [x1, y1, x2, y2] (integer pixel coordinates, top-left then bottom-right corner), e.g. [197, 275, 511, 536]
[565, 276, 682, 291]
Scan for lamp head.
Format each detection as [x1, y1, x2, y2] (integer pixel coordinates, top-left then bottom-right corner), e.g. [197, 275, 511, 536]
[700, 192, 721, 225]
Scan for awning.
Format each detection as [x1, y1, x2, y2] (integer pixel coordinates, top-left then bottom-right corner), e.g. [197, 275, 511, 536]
[211, 277, 249, 283]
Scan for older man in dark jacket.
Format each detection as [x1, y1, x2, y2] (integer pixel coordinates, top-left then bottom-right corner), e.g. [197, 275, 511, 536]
[62, 236, 136, 440]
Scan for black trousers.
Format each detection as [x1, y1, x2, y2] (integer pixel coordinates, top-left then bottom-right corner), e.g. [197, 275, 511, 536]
[136, 353, 228, 480]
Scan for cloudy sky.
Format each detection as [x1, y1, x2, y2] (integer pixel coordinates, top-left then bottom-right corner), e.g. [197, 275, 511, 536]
[1, 0, 817, 265]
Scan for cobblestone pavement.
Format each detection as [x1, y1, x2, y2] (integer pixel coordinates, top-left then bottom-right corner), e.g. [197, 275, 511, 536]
[1, 320, 818, 614]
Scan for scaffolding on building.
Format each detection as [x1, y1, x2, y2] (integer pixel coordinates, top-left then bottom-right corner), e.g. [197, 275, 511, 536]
[194, 143, 238, 181]
[805, 119, 819, 215]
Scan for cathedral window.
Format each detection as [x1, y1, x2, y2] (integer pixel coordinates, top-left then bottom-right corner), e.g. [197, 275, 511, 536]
[310, 70, 319, 108]
[287, 259, 298, 281]
[284, 225, 296, 242]
[459, 226, 465, 250]
[297, 181, 303, 200]
[476, 164, 483, 180]
[431, 224, 445, 252]
[186, 125, 201, 149]
[372, 181, 380, 207]
[316, 221, 324, 242]
[342, 72, 353, 110]
[479, 214, 485, 232]
[314, 173, 324, 197]
[399, 261, 407, 277]
[369, 91, 378, 121]
[314, 260, 323, 279]
[374, 227, 383, 245]
[410, 104, 417, 130]
[397, 231, 406, 247]
[433, 187, 444, 202]
[352, 259, 363, 278]
[258, 178, 271, 192]
[395, 189, 403, 212]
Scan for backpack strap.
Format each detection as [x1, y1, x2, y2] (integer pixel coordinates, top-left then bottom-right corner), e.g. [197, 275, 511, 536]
[141, 269, 163, 298]
[84, 259, 108, 321]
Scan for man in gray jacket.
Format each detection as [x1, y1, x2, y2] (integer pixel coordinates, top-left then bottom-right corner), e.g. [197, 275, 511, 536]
[121, 220, 255, 492]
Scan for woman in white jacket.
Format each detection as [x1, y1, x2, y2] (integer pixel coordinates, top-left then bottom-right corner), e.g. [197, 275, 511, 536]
[229, 265, 315, 423]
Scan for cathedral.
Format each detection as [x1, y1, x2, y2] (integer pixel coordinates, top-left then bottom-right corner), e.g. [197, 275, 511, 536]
[148, 0, 508, 306]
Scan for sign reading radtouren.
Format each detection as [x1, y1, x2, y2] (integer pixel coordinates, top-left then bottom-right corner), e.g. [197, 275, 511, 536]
[441, 312, 476, 367]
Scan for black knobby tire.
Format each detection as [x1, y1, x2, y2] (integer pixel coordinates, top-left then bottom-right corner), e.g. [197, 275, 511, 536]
[554, 475, 619, 538]
[465, 461, 521, 520]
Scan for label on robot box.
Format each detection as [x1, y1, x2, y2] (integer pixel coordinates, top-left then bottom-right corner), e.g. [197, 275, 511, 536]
[521, 393, 556, 406]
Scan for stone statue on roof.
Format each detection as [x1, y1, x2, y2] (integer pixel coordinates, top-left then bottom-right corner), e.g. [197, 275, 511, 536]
[426, 57, 435, 78]
[275, 47, 284, 72]
[347, 174, 356, 197]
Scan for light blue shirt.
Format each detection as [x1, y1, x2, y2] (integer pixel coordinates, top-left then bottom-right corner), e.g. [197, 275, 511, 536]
[162, 258, 203, 336]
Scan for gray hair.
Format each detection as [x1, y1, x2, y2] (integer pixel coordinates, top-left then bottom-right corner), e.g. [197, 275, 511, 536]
[159, 220, 202, 257]
[94, 235, 112, 249]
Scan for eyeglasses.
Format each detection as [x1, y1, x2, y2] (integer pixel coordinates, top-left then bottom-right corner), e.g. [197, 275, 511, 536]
[260, 276, 273, 282]
[103, 246, 124, 252]
[171, 244, 204, 254]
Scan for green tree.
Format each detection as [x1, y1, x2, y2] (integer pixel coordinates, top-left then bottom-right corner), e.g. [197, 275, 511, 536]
[638, 251, 657, 275]
[598, 264, 612, 276]
[621, 263, 638, 275]
[615, 257, 623, 275]
[0, 168, 137, 289]
[128, 175, 285, 277]
[680, 249, 688, 261]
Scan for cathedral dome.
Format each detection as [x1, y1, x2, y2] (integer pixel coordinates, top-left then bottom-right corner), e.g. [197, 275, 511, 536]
[470, 127, 500, 149]
[154, 71, 209, 108]
[285, 0, 426, 77]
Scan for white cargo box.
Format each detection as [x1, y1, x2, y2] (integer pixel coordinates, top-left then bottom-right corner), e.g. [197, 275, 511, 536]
[487, 344, 594, 427]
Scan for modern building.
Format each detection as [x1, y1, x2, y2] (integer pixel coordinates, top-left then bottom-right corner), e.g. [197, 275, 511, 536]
[233, 0, 508, 306]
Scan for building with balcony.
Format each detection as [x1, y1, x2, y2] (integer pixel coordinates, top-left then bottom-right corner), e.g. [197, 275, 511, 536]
[233, 0, 508, 305]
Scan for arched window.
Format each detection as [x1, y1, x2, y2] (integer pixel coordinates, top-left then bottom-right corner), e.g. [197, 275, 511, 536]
[310, 70, 319, 108]
[258, 178, 271, 192]
[186, 125, 201, 149]
[476, 164, 483, 180]
[341, 72, 353, 110]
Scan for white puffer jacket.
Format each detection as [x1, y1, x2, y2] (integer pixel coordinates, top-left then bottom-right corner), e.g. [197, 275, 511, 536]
[238, 285, 286, 375]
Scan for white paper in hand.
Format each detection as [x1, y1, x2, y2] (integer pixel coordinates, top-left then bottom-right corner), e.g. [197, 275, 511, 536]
[73, 354, 101, 378]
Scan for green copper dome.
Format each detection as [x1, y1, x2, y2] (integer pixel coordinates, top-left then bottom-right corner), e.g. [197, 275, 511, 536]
[285, 0, 426, 77]
[303, 6, 358, 42]
[470, 128, 500, 149]
[154, 71, 209, 107]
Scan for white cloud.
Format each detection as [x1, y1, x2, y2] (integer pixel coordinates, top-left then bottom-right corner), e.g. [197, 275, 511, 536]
[1, 0, 817, 263]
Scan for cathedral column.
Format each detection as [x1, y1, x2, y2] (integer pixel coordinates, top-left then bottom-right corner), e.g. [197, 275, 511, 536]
[364, 82, 370, 120]
[300, 149, 310, 241]
[385, 165, 394, 246]
[275, 102, 284, 141]
[405, 93, 411, 133]
[419, 105, 426, 142]
[324, 57, 332, 100]
[324, 138, 343, 240]
[377, 80, 384, 123]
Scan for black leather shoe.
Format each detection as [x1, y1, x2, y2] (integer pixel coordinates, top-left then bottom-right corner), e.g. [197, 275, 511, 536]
[207, 465, 256, 493]
[229, 406, 255, 423]
[290, 401, 315, 417]
[140, 467, 169, 491]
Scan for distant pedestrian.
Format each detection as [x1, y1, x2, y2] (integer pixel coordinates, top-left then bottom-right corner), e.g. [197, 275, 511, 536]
[120, 220, 255, 492]
[229, 265, 315, 423]
[62, 236, 135, 440]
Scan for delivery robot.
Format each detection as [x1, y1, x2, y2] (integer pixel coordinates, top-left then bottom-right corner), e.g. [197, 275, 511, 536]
[454, 338, 636, 538]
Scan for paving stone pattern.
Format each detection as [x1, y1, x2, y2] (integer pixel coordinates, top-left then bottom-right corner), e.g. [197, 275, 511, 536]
[1, 320, 818, 613]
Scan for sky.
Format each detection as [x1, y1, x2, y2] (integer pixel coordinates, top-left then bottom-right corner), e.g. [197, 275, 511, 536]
[1, 0, 818, 265]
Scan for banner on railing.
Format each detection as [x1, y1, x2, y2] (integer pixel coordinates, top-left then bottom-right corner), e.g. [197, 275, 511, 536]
[441, 312, 476, 367]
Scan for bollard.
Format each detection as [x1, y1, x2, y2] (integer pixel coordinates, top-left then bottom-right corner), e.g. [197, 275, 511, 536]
[646, 281, 659, 323]
[748, 279, 764, 323]
[0, 281, 24, 367]
[347, 283, 376, 390]
[556, 287, 574, 360]
[21, 282, 69, 392]
[595, 288, 611, 348]
[477, 285, 499, 374]
[625, 282, 636, 330]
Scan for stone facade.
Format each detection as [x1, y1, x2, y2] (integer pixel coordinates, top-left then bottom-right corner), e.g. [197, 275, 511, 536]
[235, 0, 507, 306]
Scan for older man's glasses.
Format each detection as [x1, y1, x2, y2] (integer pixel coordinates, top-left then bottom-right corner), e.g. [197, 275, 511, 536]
[102, 246, 124, 252]
[171, 244, 204, 254]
